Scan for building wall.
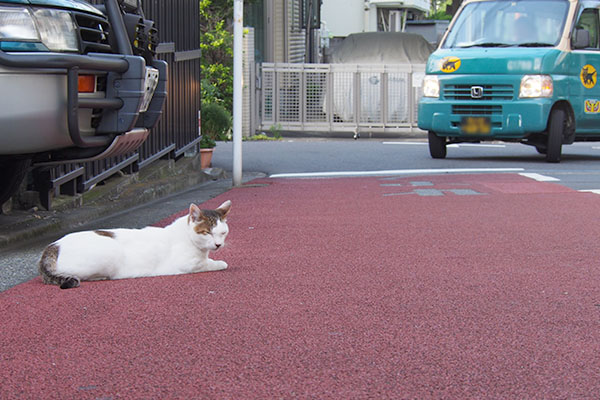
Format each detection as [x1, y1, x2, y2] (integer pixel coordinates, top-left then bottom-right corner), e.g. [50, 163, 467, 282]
[322, 0, 366, 37]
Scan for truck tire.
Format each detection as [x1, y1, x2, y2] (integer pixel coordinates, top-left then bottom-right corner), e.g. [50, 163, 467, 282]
[428, 131, 447, 159]
[546, 108, 565, 163]
[0, 158, 30, 210]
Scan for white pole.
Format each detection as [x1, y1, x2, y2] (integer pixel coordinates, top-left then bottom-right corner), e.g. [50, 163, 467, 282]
[232, 0, 243, 187]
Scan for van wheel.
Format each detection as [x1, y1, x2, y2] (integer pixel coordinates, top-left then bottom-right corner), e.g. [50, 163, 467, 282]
[0, 157, 30, 211]
[428, 131, 447, 159]
[546, 108, 565, 163]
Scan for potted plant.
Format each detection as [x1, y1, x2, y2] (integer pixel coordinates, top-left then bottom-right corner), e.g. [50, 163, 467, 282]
[200, 102, 232, 169]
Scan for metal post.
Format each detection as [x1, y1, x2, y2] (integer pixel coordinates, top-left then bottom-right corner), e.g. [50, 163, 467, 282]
[232, 0, 243, 187]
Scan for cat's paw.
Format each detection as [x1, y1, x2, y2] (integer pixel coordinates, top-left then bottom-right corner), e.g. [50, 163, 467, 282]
[209, 260, 228, 271]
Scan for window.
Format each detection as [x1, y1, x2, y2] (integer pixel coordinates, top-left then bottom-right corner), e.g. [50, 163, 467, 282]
[575, 8, 599, 49]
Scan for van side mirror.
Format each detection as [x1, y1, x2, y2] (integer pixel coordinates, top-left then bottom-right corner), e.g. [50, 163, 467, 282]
[573, 28, 590, 49]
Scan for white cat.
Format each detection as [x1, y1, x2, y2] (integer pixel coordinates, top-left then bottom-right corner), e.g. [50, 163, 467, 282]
[39, 200, 231, 289]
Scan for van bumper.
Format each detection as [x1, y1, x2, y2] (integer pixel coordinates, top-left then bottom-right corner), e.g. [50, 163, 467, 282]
[418, 98, 553, 139]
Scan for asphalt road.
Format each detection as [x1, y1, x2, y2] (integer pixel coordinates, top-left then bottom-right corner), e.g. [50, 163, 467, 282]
[2, 172, 599, 398]
[212, 138, 600, 191]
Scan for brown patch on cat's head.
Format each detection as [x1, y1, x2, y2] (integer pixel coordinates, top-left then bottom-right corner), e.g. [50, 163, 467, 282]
[188, 204, 221, 235]
[188, 201, 232, 226]
[94, 230, 115, 238]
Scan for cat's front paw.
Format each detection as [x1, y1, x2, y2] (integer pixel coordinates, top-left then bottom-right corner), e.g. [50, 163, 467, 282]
[209, 260, 228, 271]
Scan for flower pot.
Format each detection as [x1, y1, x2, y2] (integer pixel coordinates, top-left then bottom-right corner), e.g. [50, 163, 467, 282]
[200, 148, 214, 169]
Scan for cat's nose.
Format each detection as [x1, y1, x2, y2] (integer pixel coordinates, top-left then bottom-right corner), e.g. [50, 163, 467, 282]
[215, 243, 222, 249]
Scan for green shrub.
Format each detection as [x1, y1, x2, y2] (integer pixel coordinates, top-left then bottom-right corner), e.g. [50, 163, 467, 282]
[200, 102, 232, 148]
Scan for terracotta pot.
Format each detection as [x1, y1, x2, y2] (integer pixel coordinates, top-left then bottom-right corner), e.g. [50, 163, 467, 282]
[200, 148, 214, 169]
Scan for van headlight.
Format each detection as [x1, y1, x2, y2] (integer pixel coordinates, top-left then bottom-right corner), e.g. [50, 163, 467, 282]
[0, 6, 78, 52]
[422, 75, 440, 98]
[519, 75, 553, 98]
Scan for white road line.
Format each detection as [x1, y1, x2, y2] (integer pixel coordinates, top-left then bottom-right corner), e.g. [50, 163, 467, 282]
[579, 189, 600, 195]
[382, 142, 427, 145]
[448, 143, 506, 148]
[382, 142, 506, 148]
[270, 168, 524, 179]
[518, 172, 560, 182]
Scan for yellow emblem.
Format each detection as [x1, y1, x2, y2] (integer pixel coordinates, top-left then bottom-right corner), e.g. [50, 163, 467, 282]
[580, 64, 597, 89]
[441, 57, 461, 73]
[585, 99, 600, 113]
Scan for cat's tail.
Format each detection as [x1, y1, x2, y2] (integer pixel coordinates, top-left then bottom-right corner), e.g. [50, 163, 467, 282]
[38, 244, 80, 289]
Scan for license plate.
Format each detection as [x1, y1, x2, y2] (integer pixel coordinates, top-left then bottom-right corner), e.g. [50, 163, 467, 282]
[461, 117, 491, 135]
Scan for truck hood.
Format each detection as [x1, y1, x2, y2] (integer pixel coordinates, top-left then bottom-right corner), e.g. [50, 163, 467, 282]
[1, 0, 103, 16]
[427, 48, 566, 75]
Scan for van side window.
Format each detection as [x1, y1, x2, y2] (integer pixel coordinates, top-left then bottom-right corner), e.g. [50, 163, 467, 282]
[576, 9, 600, 48]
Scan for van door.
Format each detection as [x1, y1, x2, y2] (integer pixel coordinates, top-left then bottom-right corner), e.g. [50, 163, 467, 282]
[571, 6, 600, 132]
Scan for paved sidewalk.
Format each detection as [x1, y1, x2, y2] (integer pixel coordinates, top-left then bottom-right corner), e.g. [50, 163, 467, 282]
[2, 173, 600, 398]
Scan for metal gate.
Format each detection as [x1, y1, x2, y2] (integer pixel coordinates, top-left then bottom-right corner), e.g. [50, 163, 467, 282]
[260, 62, 425, 137]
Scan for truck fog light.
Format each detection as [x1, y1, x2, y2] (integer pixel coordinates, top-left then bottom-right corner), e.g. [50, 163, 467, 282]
[519, 75, 553, 98]
[423, 75, 440, 98]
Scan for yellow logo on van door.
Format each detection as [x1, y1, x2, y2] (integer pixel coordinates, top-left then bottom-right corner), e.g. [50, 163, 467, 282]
[584, 99, 600, 113]
[580, 65, 597, 89]
[441, 57, 461, 73]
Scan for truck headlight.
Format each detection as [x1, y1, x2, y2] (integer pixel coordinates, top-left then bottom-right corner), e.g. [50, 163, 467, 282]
[33, 9, 79, 52]
[0, 7, 39, 41]
[422, 75, 440, 98]
[0, 6, 78, 52]
[519, 75, 553, 98]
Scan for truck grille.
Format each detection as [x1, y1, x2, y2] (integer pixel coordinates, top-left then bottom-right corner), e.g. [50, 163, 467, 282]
[452, 105, 502, 115]
[444, 84, 514, 101]
[73, 11, 112, 54]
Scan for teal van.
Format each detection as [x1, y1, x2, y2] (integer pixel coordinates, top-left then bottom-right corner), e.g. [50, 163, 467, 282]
[417, 0, 600, 162]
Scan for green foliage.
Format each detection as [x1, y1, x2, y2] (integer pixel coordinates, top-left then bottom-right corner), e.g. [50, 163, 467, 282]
[200, 0, 234, 111]
[243, 134, 282, 141]
[427, 10, 453, 20]
[201, 103, 232, 148]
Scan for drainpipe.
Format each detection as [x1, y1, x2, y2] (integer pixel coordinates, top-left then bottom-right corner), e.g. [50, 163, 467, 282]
[232, 0, 243, 187]
[363, 0, 370, 32]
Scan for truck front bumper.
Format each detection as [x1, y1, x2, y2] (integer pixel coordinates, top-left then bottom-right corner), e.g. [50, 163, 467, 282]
[0, 50, 167, 157]
[418, 98, 553, 139]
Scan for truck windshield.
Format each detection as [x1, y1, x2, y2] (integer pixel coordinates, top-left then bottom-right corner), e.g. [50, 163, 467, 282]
[442, 0, 569, 49]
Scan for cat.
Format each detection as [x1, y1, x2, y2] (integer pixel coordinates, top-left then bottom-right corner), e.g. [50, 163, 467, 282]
[39, 200, 231, 289]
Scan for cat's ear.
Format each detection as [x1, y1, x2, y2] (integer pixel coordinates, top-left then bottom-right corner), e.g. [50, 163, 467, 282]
[189, 203, 203, 222]
[216, 200, 231, 219]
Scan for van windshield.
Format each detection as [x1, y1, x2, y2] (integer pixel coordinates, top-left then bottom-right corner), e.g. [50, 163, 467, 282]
[442, 0, 569, 49]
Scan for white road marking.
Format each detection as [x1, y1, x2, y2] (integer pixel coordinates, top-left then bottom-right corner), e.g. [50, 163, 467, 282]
[382, 142, 427, 145]
[270, 168, 524, 179]
[382, 142, 505, 148]
[448, 143, 506, 148]
[518, 172, 560, 182]
[578, 189, 600, 195]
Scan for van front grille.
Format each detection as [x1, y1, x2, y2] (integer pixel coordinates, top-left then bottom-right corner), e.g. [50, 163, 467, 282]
[452, 105, 502, 115]
[444, 84, 514, 101]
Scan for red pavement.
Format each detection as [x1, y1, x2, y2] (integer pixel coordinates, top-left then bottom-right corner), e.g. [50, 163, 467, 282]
[2, 173, 600, 398]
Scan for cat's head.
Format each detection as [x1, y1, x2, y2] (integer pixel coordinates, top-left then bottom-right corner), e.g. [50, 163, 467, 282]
[187, 200, 231, 251]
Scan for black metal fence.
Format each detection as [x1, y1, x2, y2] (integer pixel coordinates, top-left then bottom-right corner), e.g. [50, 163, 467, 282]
[36, 0, 201, 209]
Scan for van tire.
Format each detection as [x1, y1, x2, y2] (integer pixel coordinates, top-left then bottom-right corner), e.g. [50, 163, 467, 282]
[428, 131, 447, 159]
[546, 108, 564, 163]
[0, 158, 30, 211]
